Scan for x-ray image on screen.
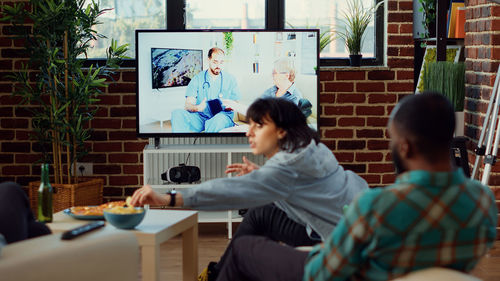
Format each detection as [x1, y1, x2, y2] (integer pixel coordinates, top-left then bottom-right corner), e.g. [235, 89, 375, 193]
[151, 48, 203, 89]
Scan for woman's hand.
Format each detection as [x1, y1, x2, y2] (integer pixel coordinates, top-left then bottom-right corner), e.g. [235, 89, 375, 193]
[129, 185, 168, 207]
[225, 156, 259, 176]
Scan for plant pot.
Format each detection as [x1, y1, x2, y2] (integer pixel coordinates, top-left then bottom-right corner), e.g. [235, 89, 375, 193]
[454, 111, 465, 136]
[29, 177, 103, 214]
[349, 54, 362, 67]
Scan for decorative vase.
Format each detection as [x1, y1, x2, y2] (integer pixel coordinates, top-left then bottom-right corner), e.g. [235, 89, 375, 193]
[349, 54, 362, 67]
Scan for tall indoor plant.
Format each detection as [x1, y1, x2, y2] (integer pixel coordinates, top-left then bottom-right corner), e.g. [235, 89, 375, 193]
[337, 0, 384, 66]
[1, 0, 128, 185]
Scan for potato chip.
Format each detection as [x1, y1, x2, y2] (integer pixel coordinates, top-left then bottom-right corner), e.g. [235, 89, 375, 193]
[105, 206, 144, 214]
[71, 200, 127, 216]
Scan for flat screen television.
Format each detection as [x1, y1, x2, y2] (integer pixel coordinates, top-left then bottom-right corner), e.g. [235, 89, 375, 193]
[136, 29, 320, 137]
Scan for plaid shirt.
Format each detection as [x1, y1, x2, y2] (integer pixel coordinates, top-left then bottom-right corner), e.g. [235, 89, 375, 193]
[303, 169, 498, 281]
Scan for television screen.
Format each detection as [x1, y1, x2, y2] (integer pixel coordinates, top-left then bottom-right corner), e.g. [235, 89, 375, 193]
[136, 29, 319, 137]
[151, 48, 203, 89]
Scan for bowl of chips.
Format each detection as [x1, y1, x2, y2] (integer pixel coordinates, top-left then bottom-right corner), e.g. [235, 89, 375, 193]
[103, 197, 146, 229]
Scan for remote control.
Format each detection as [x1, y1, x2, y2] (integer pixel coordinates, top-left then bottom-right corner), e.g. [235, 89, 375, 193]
[61, 221, 105, 240]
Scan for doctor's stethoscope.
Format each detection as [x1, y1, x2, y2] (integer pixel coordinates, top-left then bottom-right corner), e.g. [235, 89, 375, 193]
[202, 70, 224, 98]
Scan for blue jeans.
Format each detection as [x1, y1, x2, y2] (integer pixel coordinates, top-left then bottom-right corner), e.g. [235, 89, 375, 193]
[171, 109, 235, 132]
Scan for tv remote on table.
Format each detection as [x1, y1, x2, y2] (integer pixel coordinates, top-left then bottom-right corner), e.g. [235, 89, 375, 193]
[61, 221, 105, 240]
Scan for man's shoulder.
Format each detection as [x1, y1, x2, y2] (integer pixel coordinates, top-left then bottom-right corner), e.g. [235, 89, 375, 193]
[352, 187, 386, 210]
[193, 70, 205, 79]
[222, 70, 237, 80]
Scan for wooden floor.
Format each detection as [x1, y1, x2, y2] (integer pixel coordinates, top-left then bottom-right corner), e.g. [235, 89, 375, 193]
[152, 225, 500, 280]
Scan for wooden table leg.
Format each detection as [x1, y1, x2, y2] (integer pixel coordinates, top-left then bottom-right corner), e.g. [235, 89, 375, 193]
[141, 245, 160, 281]
[182, 223, 198, 281]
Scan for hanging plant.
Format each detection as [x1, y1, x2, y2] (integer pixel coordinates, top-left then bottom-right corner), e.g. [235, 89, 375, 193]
[418, 0, 436, 38]
[223, 31, 234, 56]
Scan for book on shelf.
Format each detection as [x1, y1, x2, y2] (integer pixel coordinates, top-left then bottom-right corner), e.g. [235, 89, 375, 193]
[447, 0, 465, 38]
[455, 7, 466, 38]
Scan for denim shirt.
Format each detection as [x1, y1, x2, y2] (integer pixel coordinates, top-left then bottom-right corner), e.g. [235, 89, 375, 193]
[260, 83, 303, 105]
[180, 141, 369, 240]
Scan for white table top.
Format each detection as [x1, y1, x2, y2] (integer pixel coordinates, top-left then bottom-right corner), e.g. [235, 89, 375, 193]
[49, 209, 198, 245]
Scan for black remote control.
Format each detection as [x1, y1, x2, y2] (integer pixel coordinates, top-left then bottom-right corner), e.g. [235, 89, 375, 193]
[61, 221, 105, 240]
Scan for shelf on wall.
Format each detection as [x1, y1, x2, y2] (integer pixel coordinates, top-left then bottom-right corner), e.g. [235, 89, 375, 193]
[414, 37, 464, 44]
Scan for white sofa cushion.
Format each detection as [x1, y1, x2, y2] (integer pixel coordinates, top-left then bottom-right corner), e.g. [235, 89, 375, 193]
[0, 227, 139, 281]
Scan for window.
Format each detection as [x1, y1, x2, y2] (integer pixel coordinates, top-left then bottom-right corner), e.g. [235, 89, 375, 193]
[86, 0, 384, 66]
[85, 0, 166, 59]
[286, 0, 376, 58]
[186, 0, 265, 29]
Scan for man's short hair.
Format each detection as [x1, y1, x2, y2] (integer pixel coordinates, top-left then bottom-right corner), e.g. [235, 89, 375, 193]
[390, 92, 455, 162]
[208, 47, 224, 59]
[274, 58, 296, 82]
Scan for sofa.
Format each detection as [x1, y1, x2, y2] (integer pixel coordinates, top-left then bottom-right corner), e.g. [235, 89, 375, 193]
[0, 227, 139, 281]
[392, 267, 480, 280]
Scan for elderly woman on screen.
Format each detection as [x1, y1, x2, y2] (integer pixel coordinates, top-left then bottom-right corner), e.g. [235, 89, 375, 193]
[222, 57, 303, 116]
[260, 57, 303, 105]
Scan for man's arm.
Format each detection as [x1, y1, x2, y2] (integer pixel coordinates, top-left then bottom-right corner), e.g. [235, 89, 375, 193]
[130, 164, 296, 210]
[185, 96, 206, 112]
[227, 73, 242, 101]
[183, 72, 206, 112]
[303, 192, 376, 281]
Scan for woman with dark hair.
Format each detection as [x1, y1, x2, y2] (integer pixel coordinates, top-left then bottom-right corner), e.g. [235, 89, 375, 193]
[131, 98, 368, 280]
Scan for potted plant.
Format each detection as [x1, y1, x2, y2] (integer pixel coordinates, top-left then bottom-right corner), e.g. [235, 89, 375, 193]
[0, 0, 128, 211]
[337, 0, 384, 66]
[422, 61, 465, 135]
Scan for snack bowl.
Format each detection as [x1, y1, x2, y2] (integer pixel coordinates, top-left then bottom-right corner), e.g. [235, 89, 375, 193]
[103, 207, 146, 229]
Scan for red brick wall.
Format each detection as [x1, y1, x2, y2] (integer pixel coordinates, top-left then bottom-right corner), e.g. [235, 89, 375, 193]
[464, 0, 500, 236]
[319, 0, 414, 186]
[0, 0, 415, 200]
[465, 0, 500, 187]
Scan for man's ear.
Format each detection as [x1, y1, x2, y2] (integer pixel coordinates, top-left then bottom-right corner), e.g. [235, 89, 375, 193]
[399, 137, 414, 159]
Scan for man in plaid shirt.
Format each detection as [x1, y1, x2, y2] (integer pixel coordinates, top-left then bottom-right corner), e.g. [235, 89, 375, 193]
[216, 92, 498, 281]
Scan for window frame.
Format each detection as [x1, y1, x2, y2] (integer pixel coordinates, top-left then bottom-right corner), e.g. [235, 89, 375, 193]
[84, 0, 384, 68]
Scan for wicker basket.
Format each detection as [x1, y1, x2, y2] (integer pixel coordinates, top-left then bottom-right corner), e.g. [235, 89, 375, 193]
[29, 177, 103, 214]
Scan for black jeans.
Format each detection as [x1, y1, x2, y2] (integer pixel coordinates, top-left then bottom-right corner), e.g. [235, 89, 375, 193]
[0, 182, 51, 244]
[213, 204, 319, 276]
[217, 235, 309, 281]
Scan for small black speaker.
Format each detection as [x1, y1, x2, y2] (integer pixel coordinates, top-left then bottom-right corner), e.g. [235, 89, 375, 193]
[161, 164, 201, 183]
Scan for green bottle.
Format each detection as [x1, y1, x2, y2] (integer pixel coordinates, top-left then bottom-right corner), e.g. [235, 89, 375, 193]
[38, 163, 53, 223]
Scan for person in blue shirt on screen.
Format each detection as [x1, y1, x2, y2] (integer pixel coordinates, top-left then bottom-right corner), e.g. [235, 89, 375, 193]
[260, 57, 303, 105]
[171, 47, 241, 133]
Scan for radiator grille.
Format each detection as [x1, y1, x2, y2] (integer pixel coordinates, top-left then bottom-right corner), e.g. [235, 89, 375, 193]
[145, 137, 265, 185]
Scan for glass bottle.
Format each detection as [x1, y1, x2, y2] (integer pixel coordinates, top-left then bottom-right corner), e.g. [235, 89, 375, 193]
[38, 163, 53, 222]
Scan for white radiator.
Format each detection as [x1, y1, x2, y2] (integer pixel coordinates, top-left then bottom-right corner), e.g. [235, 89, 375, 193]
[145, 137, 265, 185]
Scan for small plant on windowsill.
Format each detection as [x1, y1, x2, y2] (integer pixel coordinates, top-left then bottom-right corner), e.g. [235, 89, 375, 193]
[337, 0, 384, 66]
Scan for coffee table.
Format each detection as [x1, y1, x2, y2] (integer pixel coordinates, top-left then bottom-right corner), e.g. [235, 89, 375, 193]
[48, 209, 198, 281]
